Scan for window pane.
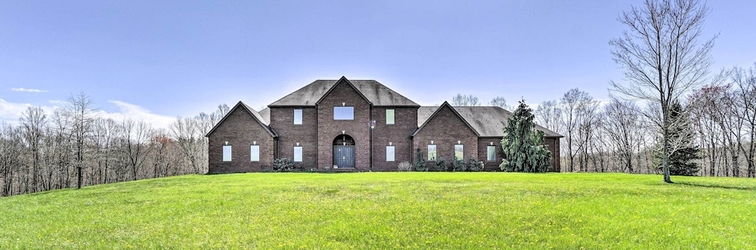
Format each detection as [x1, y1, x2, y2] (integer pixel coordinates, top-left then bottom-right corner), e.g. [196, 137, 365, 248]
[386, 146, 395, 162]
[294, 109, 302, 124]
[427, 145, 436, 161]
[386, 109, 395, 124]
[487, 146, 496, 162]
[223, 145, 232, 162]
[251, 145, 260, 162]
[455, 144, 464, 160]
[293, 146, 303, 162]
[334, 107, 354, 120]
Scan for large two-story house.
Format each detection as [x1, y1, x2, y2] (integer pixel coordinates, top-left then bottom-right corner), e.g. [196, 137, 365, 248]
[206, 77, 562, 172]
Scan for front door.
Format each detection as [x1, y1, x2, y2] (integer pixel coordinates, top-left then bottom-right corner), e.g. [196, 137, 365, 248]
[333, 135, 355, 168]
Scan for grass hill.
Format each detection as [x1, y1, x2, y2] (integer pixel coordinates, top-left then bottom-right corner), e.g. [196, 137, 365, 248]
[1, 173, 754, 249]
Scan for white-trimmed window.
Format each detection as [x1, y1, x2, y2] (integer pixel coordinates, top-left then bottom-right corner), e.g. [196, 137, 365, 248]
[293, 146, 303, 162]
[294, 109, 302, 125]
[386, 109, 395, 124]
[250, 145, 260, 162]
[334, 106, 354, 120]
[427, 144, 436, 161]
[223, 145, 232, 162]
[455, 144, 464, 160]
[487, 146, 496, 162]
[386, 145, 395, 162]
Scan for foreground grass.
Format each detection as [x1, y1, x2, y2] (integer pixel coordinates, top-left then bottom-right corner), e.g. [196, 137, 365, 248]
[1, 173, 755, 249]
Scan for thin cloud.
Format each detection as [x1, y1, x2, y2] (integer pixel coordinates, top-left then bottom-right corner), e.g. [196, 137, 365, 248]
[11, 88, 48, 93]
[98, 100, 176, 129]
[0, 99, 175, 129]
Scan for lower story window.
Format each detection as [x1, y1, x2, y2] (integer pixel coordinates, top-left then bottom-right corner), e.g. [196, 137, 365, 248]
[386, 145, 395, 162]
[427, 144, 436, 161]
[250, 145, 260, 162]
[223, 145, 232, 162]
[293, 146, 303, 162]
[455, 144, 464, 160]
[487, 145, 496, 162]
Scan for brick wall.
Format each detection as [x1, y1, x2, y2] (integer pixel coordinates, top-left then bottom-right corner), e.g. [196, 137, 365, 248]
[478, 137, 504, 171]
[207, 107, 275, 173]
[545, 137, 561, 172]
[268, 107, 319, 170]
[370, 107, 417, 171]
[316, 81, 372, 170]
[412, 105, 478, 169]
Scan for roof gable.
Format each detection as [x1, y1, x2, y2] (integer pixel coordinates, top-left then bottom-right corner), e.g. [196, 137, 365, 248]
[413, 101, 480, 137]
[205, 101, 277, 137]
[315, 76, 372, 106]
[268, 77, 419, 107]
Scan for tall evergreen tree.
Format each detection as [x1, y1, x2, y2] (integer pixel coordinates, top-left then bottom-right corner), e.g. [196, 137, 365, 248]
[655, 101, 701, 176]
[500, 100, 552, 172]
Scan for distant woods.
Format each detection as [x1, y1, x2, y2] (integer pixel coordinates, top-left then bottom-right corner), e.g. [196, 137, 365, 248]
[0, 92, 230, 197]
[535, 63, 756, 177]
[448, 63, 756, 178]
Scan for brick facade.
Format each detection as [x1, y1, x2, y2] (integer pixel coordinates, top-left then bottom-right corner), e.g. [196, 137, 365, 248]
[316, 81, 372, 170]
[207, 105, 275, 173]
[269, 107, 318, 170]
[413, 105, 479, 170]
[207, 77, 562, 173]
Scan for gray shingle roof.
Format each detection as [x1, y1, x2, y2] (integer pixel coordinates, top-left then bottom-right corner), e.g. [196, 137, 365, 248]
[417, 105, 562, 138]
[258, 107, 270, 124]
[205, 101, 277, 137]
[268, 77, 419, 107]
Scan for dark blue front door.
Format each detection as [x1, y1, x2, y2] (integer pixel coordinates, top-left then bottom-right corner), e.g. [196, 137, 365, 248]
[333, 145, 355, 168]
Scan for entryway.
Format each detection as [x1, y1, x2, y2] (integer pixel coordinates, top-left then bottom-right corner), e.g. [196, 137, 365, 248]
[333, 135, 355, 168]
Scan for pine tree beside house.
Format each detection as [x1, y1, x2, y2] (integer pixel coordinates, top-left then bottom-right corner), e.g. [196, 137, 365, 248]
[500, 100, 552, 172]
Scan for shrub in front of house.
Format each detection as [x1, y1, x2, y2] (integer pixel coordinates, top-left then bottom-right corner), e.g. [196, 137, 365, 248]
[414, 148, 428, 171]
[272, 158, 297, 172]
[467, 158, 484, 171]
[435, 156, 447, 171]
[398, 161, 413, 171]
[452, 158, 466, 171]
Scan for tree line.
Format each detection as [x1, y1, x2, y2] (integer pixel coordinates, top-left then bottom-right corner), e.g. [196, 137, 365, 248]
[0, 92, 229, 197]
[528, 63, 755, 177]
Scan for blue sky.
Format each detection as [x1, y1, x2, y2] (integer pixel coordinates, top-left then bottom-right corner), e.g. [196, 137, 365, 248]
[1, 0, 754, 127]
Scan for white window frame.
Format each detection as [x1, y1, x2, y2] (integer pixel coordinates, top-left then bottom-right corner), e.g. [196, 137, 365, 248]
[334, 106, 354, 120]
[222, 145, 232, 162]
[250, 145, 260, 162]
[294, 109, 302, 125]
[386, 145, 395, 162]
[386, 109, 395, 125]
[293, 146, 303, 162]
[455, 144, 464, 160]
[487, 145, 496, 162]
[427, 144, 436, 161]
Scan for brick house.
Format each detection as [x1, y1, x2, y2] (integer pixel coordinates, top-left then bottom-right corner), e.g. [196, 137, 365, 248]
[206, 76, 562, 173]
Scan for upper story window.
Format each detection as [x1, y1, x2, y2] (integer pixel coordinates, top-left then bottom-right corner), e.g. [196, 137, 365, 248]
[293, 109, 302, 125]
[386, 109, 395, 124]
[334, 106, 354, 120]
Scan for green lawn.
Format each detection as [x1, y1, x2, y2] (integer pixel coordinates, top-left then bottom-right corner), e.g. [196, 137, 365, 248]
[1, 173, 755, 249]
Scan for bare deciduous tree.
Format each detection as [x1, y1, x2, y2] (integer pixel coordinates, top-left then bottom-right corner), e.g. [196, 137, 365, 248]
[489, 97, 510, 110]
[610, 0, 715, 183]
[451, 94, 480, 106]
[20, 107, 47, 192]
[603, 99, 643, 173]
